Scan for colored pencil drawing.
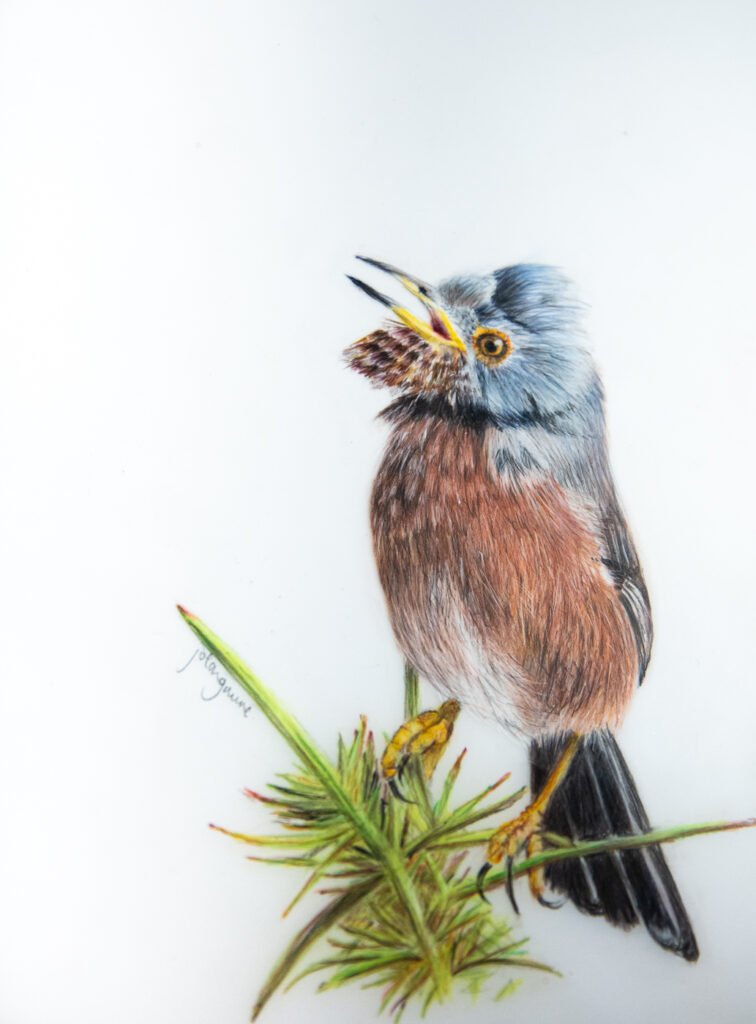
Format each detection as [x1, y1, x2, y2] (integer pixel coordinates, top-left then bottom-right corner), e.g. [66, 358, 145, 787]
[179, 258, 755, 1019]
[344, 257, 687, 950]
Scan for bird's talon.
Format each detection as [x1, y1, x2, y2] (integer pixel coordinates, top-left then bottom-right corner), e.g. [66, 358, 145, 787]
[484, 802, 553, 912]
[537, 892, 566, 910]
[381, 699, 461, 798]
[476, 862, 492, 903]
[505, 855, 520, 914]
[388, 778, 415, 804]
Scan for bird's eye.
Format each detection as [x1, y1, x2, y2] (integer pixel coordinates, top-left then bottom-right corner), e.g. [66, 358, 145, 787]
[472, 327, 512, 366]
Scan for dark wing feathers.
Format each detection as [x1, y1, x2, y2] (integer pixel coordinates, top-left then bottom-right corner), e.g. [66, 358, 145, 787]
[557, 427, 654, 685]
[598, 503, 653, 682]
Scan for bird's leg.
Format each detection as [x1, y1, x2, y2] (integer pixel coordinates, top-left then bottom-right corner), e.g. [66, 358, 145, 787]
[479, 734, 580, 911]
[523, 831, 564, 909]
[381, 699, 460, 799]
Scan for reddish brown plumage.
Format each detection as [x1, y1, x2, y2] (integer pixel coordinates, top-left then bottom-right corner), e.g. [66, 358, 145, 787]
[370, 408, 637, 737]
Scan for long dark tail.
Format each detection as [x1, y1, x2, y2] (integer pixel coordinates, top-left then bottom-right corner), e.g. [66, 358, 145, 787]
[530, 730, 699, 961]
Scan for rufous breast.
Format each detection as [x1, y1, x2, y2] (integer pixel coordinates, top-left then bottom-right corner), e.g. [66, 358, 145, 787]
[370, 410, 638, 737]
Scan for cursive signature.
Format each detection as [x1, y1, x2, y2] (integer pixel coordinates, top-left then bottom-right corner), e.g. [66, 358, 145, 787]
[177, 648, 253, 718]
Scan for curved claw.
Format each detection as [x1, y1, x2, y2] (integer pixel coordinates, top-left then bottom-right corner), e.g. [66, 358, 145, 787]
[537, 891, 566, 910]
[476, 862, 492, 903]
[389, 778, 415, 804]
[505, 856, 520, 915]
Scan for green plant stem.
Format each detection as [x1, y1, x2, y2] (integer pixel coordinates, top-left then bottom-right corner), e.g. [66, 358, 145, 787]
[178, 608, 450, 1003]
[403, 662, 420, 719]
[455, 817, 756, 900]
[401, 663, 437, 825]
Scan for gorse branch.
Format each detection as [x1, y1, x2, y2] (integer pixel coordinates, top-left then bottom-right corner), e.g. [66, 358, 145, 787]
[178, 608, 447, 998]
[178, 607, 756, 1021]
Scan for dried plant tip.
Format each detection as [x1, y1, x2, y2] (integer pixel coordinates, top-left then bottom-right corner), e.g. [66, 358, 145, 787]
[243, 788, 277, 804]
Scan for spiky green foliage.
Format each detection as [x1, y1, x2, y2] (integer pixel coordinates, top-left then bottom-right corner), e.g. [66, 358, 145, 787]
[178, 607, 756, 1022]
[216, 715, 547, 1019]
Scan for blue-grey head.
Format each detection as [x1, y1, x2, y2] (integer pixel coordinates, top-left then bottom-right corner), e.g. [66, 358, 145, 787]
[345, 257, 600, 427]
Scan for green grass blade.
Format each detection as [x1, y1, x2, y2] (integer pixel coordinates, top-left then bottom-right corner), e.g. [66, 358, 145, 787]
[208, 824, 320, 849]
[282, 836, 356, 918]
[495, 978, 523, 1001]
[318, 955, 419, 991]
[252, 880, 375, 1020]
[179, 608, 359, 830]
[433, 748, 467, 818]
[246, 855, 315, 867]
[456, 955, 560, 977]
[406, 787, 526, 858]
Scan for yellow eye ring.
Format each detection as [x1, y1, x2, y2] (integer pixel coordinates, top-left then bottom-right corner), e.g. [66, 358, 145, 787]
[472, 327, 512, 366]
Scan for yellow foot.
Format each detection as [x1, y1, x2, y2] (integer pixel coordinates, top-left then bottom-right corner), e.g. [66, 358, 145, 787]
[476, 803, 550, 912]
[477, 732, 581, 912]
[380, 699, 460, 800]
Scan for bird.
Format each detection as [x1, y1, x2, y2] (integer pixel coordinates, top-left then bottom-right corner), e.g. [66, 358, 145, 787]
[343, 256, 698, 962]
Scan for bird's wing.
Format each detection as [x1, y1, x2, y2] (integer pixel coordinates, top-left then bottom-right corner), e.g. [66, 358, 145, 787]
[597, 498, 653, 682]
[565, 439, 654, 684]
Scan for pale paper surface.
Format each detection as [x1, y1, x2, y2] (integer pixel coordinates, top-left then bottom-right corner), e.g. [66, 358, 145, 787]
[1, 1, 755, 1021]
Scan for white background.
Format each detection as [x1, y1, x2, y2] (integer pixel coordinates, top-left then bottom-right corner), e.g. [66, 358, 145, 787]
[1, 2, 755, 1022]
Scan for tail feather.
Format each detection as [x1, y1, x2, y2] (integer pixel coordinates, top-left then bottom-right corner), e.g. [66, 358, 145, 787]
[530, 730, 699, 962]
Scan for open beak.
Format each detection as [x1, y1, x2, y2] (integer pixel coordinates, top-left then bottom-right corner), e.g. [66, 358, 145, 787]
[347, 257, 466, 353]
